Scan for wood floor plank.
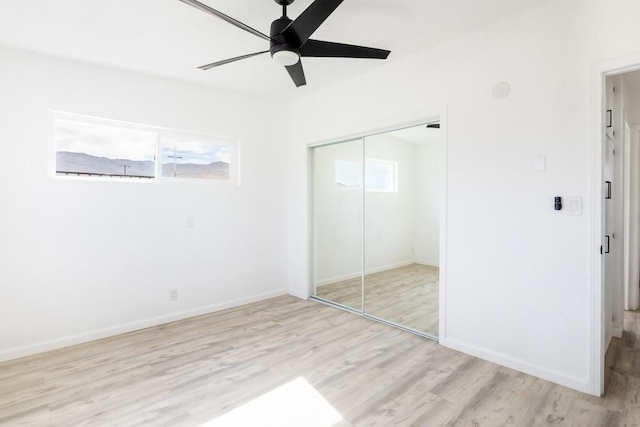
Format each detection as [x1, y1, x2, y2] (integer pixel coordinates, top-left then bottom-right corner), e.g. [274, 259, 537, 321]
[1, 295, 640, 426]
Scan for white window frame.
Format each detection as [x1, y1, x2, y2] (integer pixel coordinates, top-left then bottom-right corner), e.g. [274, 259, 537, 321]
[50, 111, 240, 185]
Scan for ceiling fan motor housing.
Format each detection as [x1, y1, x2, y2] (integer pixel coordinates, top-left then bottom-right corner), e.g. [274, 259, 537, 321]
[270, 17, 300, 58]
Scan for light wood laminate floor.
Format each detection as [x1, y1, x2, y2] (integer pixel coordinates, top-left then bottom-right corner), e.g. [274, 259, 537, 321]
[315, 264, 439, 336]
[1, 296, 639, 426]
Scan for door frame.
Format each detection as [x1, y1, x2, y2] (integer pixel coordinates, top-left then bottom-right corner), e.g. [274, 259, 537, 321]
[307, 106, 448, 341]
[591, 54, 640, 396]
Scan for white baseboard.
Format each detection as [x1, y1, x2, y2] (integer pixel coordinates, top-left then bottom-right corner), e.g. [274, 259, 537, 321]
[288, 289, 310, 300]
[0, 289, 288, 363]
[415, 259, 440, 267]
[315, 260, 415, 287]
[440, 337, 591, 395]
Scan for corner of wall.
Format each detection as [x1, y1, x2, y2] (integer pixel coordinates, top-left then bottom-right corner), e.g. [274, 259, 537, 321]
[439, 337, 593, 395]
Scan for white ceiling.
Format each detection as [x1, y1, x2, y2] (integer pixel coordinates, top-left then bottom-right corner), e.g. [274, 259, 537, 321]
[0, 0, 554, 101]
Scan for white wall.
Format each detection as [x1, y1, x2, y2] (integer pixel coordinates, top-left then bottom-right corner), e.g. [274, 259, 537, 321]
[621, 71, 640, 312]
[0, 46, 290, 361]
[288, 0, 625, 393]
[629, 125, 640, 311]
[414, 140, 441, 266]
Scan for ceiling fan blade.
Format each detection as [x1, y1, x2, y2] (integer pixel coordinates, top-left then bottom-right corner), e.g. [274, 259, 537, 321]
[285, 61, 307, 87]
[178, 0, 270, 41]
[282, 0, 344, 46]
[198, 51, 269, 70]
[301, 39, 390, 59]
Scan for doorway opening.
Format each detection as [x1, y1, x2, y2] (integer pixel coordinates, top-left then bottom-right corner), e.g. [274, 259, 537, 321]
[595, 63, 640, 396]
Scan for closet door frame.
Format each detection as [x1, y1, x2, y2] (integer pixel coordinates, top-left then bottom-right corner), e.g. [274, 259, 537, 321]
[308, 107, 448, 342]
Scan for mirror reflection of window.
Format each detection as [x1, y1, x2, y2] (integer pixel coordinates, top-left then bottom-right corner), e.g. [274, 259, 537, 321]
[363, 123, 442, 337]
[312, 121, 442, 339]
[365, 159, 397, 193]
[314, 139, 365, 312]
[334, 160, 362, 188]
[334, 158, 398, 192]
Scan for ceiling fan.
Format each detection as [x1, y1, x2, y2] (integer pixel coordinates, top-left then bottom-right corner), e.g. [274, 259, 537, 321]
[178, 0, 391, 87]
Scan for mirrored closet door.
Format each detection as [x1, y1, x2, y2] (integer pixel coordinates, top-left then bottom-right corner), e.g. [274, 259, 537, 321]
[312, 138, 364, 312]
[311, 121, 442, 339]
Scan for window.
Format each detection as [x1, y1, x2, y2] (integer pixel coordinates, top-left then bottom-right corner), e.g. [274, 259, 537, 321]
[53, 112, 237, 183]
[334, 158, 397, 192]
[55, 119, 157, 179]
[161, 135, 230, 180]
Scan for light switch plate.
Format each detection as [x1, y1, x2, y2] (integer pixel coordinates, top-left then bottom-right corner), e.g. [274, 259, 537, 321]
[534, 155, 546, 171]
[568, 197, 583, 216]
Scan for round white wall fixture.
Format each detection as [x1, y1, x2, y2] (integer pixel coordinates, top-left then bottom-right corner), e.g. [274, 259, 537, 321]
[273, 50, 300, 66]
[492, 82, 511, 100]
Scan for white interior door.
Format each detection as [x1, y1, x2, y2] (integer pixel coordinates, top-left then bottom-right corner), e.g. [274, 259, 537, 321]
[604, 131, 615, 347]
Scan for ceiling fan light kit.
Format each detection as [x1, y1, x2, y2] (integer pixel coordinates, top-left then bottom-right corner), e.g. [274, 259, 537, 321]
[272, 50, 300, 66]
[178, 0, 391, 87]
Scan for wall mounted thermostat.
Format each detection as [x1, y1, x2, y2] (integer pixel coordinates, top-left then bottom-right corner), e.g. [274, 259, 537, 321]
[554, 197, 562, 211]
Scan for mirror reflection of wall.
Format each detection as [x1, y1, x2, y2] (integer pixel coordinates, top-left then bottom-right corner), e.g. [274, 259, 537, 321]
[311, 121, 442, 338]
[313, 139, 364, 311]
[364, 124, 441, 337]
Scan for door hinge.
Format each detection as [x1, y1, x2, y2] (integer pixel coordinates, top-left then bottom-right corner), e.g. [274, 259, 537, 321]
[601, 245, 603, 254]
[613, 233, 616, 239]
[614, 149, 616, 155]
[613, 86, 616, 93]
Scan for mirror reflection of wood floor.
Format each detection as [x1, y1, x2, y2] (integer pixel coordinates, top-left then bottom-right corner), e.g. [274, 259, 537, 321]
[315, 263, 439, 336]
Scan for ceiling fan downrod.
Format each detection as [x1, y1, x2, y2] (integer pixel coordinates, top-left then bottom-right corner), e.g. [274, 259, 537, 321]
[275, 0, 295, 18]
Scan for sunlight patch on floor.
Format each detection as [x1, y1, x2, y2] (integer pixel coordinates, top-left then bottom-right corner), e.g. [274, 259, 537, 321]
[200, 377, 343, 427]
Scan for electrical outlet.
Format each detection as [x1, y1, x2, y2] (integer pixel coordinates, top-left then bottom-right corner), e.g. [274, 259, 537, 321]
[170, 289, 178, 302]
[187, 217, 195, 229]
